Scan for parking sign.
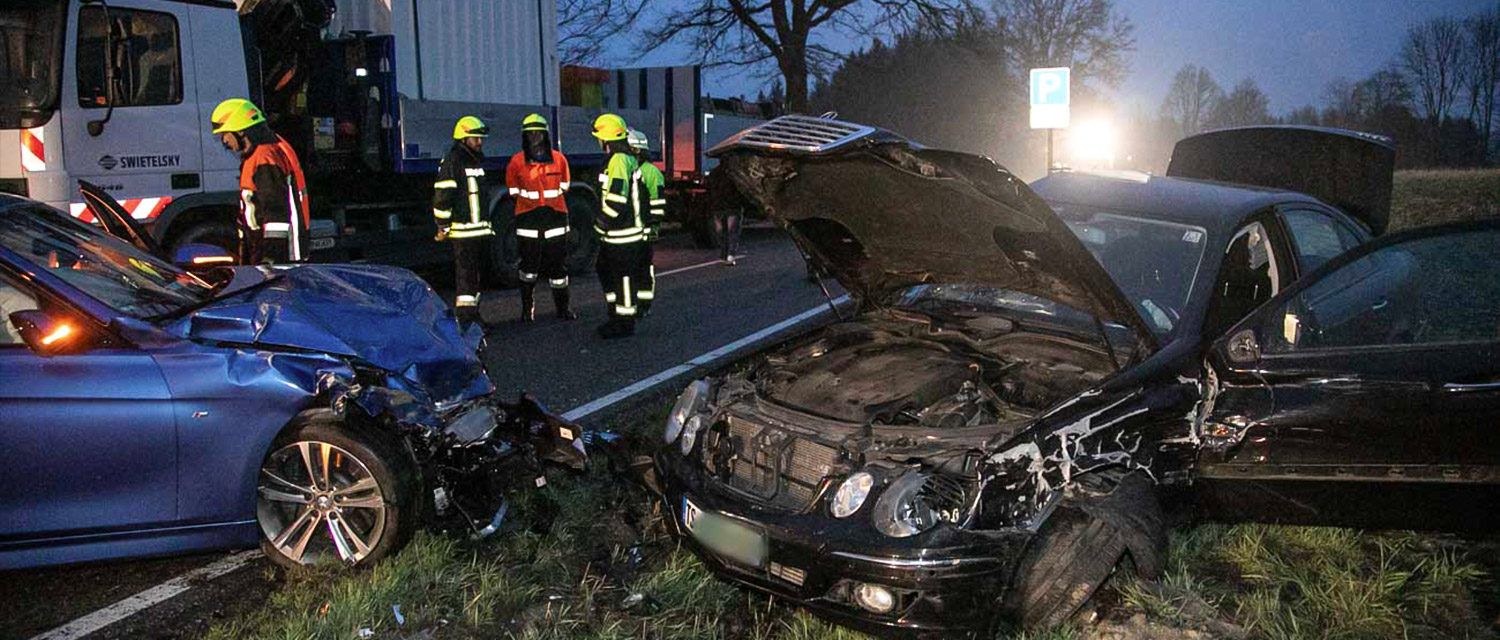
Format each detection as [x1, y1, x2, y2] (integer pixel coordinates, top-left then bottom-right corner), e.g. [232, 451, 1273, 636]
[1030, 67, 1070, 129]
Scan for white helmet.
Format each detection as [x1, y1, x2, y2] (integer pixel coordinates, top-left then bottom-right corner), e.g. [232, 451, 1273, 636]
[626, 129, 650, 151]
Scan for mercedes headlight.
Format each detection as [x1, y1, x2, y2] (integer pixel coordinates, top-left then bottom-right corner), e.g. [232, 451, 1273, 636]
[872, 471, 939, 538]
[831, 471, 875, 518]
[680, 415, 705, 454]
[664, 380, 709, 444]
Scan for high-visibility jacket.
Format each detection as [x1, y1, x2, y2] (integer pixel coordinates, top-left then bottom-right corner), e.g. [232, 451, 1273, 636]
[505, 149, 571, 215]
[635, 161, 666, 228]
[239, 135, 309, 258]
[594, 152, 646, 245]
[433, 142, 494, 239]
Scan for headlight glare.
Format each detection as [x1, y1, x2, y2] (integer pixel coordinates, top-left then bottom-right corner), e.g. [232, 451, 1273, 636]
[830, 471, 874, 518]
[664, 380, 709, 444]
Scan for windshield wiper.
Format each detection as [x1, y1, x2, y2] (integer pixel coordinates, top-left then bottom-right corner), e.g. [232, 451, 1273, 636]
[147, 274, 285, 323]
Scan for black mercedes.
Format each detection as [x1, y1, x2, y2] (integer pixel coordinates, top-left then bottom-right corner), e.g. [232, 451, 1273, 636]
[651, 116, 1500, 637]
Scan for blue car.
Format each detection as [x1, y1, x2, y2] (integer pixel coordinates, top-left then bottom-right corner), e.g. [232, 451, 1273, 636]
[0, 183, 586, 570]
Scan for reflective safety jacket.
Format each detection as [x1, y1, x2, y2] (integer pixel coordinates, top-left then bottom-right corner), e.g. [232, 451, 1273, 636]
[635, 161, 666, 230]
[594, 152, 646, 245]
[506, 149, 571, 215]
[433, 142, 494, 239]
[239, 135, 310, 258]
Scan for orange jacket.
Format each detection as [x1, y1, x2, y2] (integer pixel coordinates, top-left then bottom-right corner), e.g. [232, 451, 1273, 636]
[239, 136, 309, 230]
[505, 150, 570, 215]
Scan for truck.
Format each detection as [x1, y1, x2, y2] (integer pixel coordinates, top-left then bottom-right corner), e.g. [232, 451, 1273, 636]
[0, 0, 765, 277]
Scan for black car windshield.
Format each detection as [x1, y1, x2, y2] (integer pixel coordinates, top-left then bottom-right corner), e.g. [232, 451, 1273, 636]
[1050, 204, 1209, 338]
[0, 1, 66, 129]
[0, 201, 213, 318]
[888, 284, 1140, 347]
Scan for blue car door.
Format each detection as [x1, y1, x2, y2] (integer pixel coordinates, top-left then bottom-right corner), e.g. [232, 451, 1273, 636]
[0, 271, 177, 543]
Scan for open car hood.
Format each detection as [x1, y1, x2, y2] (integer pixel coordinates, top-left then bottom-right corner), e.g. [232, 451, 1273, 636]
[708, 115, 1157, 354]
[165, 264, 492, 404]
[1167, 125, 1395, 234]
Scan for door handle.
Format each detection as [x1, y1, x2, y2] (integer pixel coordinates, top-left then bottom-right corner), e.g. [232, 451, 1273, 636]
[1370, 298, 1388, 311]
[1442, 381, 1500, 393]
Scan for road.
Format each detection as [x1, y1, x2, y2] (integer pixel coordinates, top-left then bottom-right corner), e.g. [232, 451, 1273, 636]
[0, 226, 846, 640]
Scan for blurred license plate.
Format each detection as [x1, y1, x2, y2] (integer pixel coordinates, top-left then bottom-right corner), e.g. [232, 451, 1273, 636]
[683, 497, 765, 568]
[310, 237, 335, 250]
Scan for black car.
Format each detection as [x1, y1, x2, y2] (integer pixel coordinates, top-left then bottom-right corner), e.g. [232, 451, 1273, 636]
[650, 116, 1500, 637]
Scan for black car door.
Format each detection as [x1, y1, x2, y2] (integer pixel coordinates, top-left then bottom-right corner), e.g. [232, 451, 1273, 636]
[1200, 221, 1500, 532]
[77, 180, 163, 257]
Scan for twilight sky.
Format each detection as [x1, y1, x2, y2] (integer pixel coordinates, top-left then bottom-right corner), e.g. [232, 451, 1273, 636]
[622, 0, 1494, 115]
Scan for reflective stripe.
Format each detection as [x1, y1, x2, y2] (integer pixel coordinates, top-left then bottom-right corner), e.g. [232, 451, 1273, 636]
[467, 177, 481, 225]
[614, 305, 637, 316]
[601, 233, 644, 244]
[240, 189, 258, 230]
[264, 222, 291, 232]
[287, 176, 303, 261]
[516, 228, 541, 238]
[543, 226, 568, 238]
[604, 193, 628, 203]
[433, 208, 452, 220]
[637, 291, 654, 300]
[623, 276, 632, 308]
[508, 187, 520, 195]
[452, 221, 491, 230]
[649, 199, 666, 205]
[597, 173, 609, 182]
[518, 189, 542, 199]
[604, 226, 643, 236]
[559, 181, 570, 189]
[605, 293, 617, 302]
[456, 295, 478, 307]
[518, 271, 538, 283]
[448, 227, 494, 238]
[541, 189, 562, 198]
[434, 180, 458, 189]
[549, 277, 568, 288]
[601, 203, 622, 218]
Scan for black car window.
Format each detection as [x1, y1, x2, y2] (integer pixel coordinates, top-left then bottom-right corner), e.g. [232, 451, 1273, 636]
[1204, 221, 1283, 337]
[76, 6, 182, 108]
[1280, 209, 1360, 273]
[1265, 227, 1500, 352]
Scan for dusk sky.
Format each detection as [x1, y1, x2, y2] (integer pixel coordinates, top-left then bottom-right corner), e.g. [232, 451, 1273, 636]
[623, 0, 1494, 116]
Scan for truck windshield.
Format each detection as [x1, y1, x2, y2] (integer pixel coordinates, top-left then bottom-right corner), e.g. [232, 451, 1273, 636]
[0, 1, 66, 129]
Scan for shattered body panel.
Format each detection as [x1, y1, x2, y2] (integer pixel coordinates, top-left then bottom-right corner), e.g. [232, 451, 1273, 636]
[651, 118, 1492, 636]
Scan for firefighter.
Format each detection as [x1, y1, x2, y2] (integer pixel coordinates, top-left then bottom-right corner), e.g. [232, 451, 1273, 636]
[209, 98, 309, 265]
[626, 129, 665, 318]
[590, 114, 648, 339]
[433, 115, 495, 329]
[506, 114, 576, 322]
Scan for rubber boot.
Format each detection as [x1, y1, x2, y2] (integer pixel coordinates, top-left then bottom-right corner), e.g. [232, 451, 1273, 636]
[553, 287, 577, 320]
[519, 283, 536, 323]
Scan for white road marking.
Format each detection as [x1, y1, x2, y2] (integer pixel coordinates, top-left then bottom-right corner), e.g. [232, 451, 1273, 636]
[656, 255, 739, 278]
[561, 295, 851, 421]
[29, 550, 259, 640]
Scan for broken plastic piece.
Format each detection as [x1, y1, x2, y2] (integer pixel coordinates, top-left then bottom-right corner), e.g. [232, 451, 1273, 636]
[356, 629, 374, 639]
[473, 498, 510, 539]
[393, 604, 405, 626]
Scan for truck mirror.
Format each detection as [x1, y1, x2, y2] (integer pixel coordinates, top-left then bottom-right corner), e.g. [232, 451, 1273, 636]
[84, 0, 116, 137]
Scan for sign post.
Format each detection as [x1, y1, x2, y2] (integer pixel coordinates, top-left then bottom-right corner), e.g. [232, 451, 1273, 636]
[1029, 67, 1071, 174]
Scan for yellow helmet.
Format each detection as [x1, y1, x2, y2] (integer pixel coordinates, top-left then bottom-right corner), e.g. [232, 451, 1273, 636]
[522, 113, 549, 131]
[453, 116, 489, 139]
[591, 113, 629, 141]
[210, 98, 265, 134]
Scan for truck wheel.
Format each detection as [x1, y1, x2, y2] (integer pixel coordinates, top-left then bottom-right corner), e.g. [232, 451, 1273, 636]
[488, 196, 518, 289]
[1007, 471, 1165, 631]
[565, 189, 598, 275]
[256, 410, 419, 569]
[168, 215, 237, 258]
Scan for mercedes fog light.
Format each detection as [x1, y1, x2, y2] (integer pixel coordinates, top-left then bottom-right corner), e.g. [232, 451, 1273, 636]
[665, 380, 709, 444]
[853, 582, 895, 614]
[680, 415, 705, 454]
[830, 471, 874, 518]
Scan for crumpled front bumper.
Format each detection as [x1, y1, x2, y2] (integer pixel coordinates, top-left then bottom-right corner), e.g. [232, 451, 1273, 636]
[655, 452, 1031, 638]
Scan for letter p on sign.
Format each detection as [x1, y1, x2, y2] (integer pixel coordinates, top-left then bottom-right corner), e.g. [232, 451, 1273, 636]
[1030, 67, 1070, 129]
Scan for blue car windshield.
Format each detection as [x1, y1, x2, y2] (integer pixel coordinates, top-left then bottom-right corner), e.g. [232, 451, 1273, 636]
[0, 202, 213, 318]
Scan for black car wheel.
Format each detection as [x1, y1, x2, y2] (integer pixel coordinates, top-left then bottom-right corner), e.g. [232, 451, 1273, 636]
[256, 411, 418, 568]
[1007, 471, 1166, 630]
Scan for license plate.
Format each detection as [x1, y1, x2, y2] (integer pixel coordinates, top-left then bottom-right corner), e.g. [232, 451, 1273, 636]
[310, 237, 335, 250]
[683, 497, 766, 568]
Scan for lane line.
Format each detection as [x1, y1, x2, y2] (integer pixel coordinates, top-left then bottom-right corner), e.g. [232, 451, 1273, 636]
[656, 256, 730, 278]
[561, 295, 850, 421]
[29, 550, 259, 640]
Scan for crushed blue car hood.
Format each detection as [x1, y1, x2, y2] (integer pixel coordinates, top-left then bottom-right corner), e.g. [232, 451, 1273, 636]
[164, 264, 492, 403]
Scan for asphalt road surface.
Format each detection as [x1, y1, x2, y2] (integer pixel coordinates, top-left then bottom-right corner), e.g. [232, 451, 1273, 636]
[0, 226, 845, 640]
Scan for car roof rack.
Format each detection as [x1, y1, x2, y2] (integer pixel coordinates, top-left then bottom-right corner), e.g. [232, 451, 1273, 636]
[707, 115, 877, 157]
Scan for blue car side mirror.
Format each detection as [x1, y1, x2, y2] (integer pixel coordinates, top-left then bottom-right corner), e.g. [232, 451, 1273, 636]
[172, 243, 236, 270]
[9, 310, 85, 357]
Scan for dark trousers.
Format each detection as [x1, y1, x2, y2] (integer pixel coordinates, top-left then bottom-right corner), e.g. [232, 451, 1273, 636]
[238, 223, 308, 265]
[515, 207, 570, 288]
[639, 241, 656, 313]
[714, 208, 742, 260]
[596, 241, 650, 321]
[452, 235, 490, 321]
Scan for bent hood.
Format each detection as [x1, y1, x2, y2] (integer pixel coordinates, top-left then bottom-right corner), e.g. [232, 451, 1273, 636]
[166, 264, 492, 403]
[708, 115, 1156, 353]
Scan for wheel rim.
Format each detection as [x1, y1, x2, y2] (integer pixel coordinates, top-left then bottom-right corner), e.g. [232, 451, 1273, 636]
[257, 441, 388, 565]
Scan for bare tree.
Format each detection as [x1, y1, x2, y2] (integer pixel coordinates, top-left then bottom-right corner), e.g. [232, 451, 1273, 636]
[1321, 77, 1359, 128]
[557, 0, 647, 66]
[1401, 16, 1467, 131]
[1463, 8, 1500, 160]
[1207, 78, 1270, 128]
[1159, 64, 1221, 138]
[993, 0, 1136, 88]
[1355, 66, 1412, 117]
[639, 0, 975, 113]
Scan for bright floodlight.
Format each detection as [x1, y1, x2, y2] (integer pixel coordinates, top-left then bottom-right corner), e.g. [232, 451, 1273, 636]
[1069, 120, 1117, 164]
